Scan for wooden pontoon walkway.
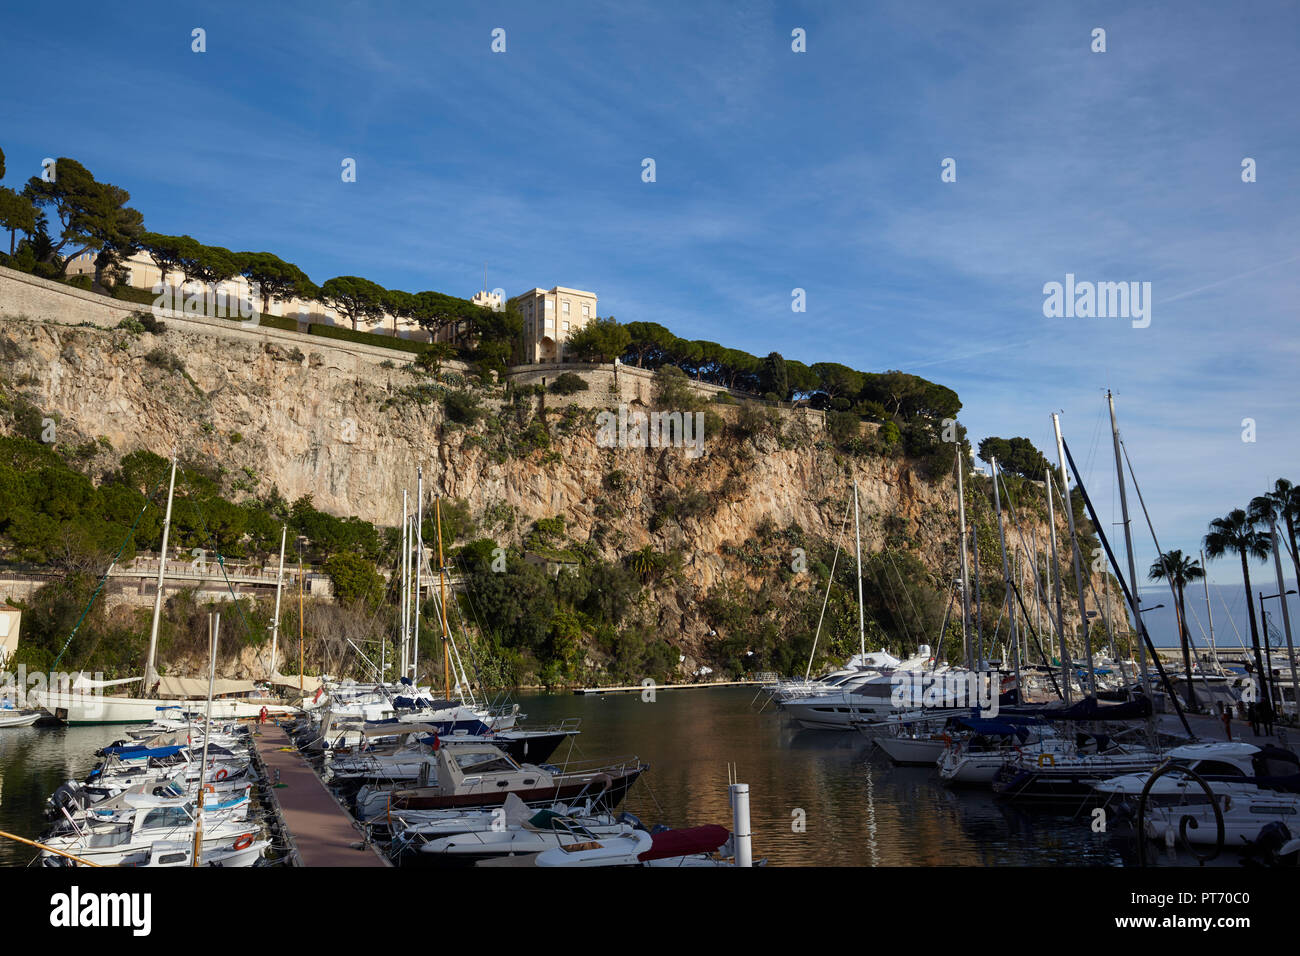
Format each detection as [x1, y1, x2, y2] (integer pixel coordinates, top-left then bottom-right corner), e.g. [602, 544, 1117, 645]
[574, 680, 760, 695]
[252, 723, 390, 867]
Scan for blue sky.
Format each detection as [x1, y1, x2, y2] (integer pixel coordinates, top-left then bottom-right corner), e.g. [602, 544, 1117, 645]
[1, 1, 1297, 594]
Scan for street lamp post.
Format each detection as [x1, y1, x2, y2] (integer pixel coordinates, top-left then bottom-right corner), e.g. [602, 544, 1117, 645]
[1259, 587, 1297, 718]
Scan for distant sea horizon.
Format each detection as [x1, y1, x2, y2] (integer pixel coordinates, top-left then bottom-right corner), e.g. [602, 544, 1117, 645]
[1123, 579, 1297, 652]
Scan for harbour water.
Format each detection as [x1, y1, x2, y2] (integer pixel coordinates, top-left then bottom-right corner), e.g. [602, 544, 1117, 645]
[0, 724, 106, 866]
[6, 687, 1240, 867]
[501, 688, 1138, 867]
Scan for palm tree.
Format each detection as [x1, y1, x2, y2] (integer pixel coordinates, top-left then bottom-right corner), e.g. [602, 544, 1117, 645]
[1203, 509, 1273, 712]
[1148, 549, 1205, 711]
[1249, 478, 1300, 600]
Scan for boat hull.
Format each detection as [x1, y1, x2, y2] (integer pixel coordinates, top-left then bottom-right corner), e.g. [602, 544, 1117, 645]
[0, 710, 42, 728]
[33, 690, 298, 726]
[390, 768, 644, 812]
[875, 736, 947, 766]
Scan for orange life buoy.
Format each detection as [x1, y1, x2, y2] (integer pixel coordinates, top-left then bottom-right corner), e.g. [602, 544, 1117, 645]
[214, 768, 228, 781]
[233, 833, 253, 851]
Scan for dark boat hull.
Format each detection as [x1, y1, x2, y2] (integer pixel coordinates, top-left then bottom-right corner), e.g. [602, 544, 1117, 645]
[390, 767, 644, 812]
[417, 731, 577, 765]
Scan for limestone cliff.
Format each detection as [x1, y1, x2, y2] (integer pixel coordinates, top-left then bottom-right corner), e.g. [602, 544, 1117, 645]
[0, 315, 1124, 670]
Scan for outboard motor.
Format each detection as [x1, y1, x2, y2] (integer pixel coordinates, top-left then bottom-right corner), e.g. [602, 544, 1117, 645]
[1240, 822, 1298, 867]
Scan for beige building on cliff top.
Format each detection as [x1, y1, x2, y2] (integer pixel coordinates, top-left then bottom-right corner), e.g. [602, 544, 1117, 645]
[67, 251, 596, 364]
[511, 286, 597, 364]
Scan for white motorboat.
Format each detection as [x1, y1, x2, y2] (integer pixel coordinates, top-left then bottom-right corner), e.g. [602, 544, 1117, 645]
[533, 824, 734, 867]
[782, 650, 970, 730]
[1092, 742, 1300, 799]
[1144, 791, 1300, 847]
[42, 803, 260, 865]
[874, 730, 952, 766]
[404, 797, 635, 864]
[0, 709, 42, 728]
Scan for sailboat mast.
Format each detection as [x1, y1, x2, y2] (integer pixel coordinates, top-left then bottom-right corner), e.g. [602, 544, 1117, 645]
[990, 460, 1021, 690]
[436, 497, 451, 700]
[956, 447, 972, 670]
[1045, 469, 1071, 703]
[298, 558, 304, 695]
[413, 467, 424, 683]
[1053, 413, 1095, 696]
[1201, 548, 1219, 669]
[144, 458, 178, 693]
[971, 503, 983, 667]
[268, 525, 286, 679]
[853, 480, 866, 659]
[1101, 570, 1123, 687]
[194, 610, 218, 866]
[1107, 390, 1146, 698]
[400, 490, 409, 681]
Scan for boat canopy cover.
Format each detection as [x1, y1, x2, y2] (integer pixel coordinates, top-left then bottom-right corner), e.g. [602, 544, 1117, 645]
[358, 722, 439, 738]
[846, 651, 902, 670]
[1251, 745, 1300, 791]
[157, 676, 258, 698]
[268, 673, 325, 693]
[71, 674, 141, 690]
[955, 718, 1031, 740]
[392, 697, 458, 711]
[117, 745, 184, 760]
[638, 824, 730, 862]
[1050, 696, 1152, 721]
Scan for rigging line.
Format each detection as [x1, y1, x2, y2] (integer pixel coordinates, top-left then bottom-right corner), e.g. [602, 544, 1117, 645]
[805, 496, 853, 680]
[1062, 436, 1194, 737]
[1082, 401, 1106, 496]
[52, 476, 167, 670]
[881, 534, 930, 654]
[183, 491, 259, 646]
[1214, 588, 1251, 654]
[1003, 574, 1064, 698]
[1118, 438, 1220, 697]
[443, 571, 487, 689]
[990, 590, 1007, 647]
[992, 471, 1062, 693]
[997, 469, 1064, 646]
[447, 548, 506, 691]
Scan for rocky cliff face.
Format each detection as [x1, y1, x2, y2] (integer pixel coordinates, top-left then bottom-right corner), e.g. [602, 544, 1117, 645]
[1, 318, 1122, 667]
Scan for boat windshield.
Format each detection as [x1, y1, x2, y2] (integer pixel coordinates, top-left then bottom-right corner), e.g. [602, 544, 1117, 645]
[453, 753, 518, 774]
[140, 807, 191, 830]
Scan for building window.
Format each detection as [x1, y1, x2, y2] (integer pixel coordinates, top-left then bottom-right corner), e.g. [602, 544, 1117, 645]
[545, 299, 553, 313]
[582, 304, 590, 317]
[562, 300, 570, 314]
[563, 321, 570, 332]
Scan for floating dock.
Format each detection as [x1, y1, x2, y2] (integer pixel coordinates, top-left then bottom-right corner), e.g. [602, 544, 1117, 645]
[574, 680, 760, 695]
[250, 723, 390, 867]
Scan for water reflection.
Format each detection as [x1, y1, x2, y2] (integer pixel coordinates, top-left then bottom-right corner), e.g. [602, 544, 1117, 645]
[0, 689, 1241, 867]
[0, 724, 106, 865]
[521, 688, 1142, 867]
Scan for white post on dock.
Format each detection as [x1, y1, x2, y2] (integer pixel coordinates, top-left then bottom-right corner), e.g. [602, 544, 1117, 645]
[729, 782, 752, 868]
